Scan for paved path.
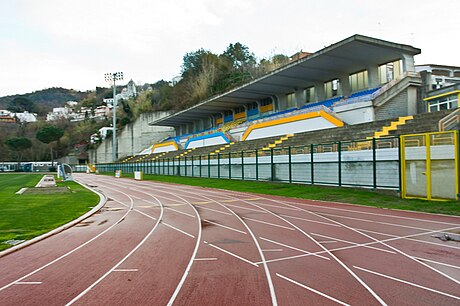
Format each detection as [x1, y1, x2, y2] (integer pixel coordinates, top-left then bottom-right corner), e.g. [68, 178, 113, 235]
[1, 173, 459, 305]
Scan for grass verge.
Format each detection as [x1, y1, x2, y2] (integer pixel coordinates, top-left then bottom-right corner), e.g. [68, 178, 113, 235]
[0, 173, 99, 251]
[100, 172, 460, 216]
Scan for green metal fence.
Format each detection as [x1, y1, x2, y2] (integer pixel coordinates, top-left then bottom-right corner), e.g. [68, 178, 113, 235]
[92, 136, 401, 190]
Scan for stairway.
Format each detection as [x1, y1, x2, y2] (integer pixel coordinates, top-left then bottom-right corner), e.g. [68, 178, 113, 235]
[369, 116, 413, 139]
[261, 134, 294, 151]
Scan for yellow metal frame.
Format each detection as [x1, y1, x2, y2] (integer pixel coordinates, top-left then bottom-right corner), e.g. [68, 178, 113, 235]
[401, 130, 458, 201]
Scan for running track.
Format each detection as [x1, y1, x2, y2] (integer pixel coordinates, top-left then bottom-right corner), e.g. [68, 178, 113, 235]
[1, 173, 459, 305]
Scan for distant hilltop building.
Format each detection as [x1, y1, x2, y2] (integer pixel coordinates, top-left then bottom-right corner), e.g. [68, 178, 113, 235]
[0, 110, 37, 123]
[46, 101, 78, 121]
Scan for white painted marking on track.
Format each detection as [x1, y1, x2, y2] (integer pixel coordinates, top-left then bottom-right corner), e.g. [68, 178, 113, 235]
[318, 241, 338, 244]
[262, 249, 283, 252]
[163, 222, 195, 238]
[243, 217, 295, 230]
[277, 273, 350, 306]
[194, 258, 218, 261]
[113, 269, 138, 272]
[15, 282, 42, 285]
[353, 266, 460, 301]
[194, 205, 232, 215]
[202, 219, 247, 234]
[310, 233, 396, 254]
[165, 207, 195, 218]
[317, 211, 439, 231]
[258, 237, 329, 261]
[254, 202, 302, 211]
[413, 257, 460, 270]
[205, 242, 258, 267]
[224, 203, 266, 213]
[355, 227, 460, 250]
[280, 214, 341, 227]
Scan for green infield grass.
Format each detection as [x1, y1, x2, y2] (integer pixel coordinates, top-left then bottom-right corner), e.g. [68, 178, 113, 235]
[99, 172, 460, 216]
[0, 173, 99, 251]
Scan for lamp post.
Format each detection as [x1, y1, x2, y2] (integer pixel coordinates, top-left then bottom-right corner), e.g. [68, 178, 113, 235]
[104, 72, 124, 162]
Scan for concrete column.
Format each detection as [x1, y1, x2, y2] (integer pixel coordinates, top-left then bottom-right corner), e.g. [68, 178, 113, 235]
[314, 83, 326, 101]
[295, 89, 305, 108]
[367, 65, 380, 88]
[401, 54, 415, 73]
[407, 87, 417, 115]
[339, 75, 351, 96]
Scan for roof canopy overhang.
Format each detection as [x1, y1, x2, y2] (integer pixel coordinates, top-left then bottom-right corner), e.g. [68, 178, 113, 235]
[149, 34, 420, 127]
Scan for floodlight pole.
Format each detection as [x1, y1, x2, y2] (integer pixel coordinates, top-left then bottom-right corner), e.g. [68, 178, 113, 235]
[105, 72, 123, 162]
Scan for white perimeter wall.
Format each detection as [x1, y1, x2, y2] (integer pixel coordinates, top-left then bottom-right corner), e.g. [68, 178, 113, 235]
[245, 117, 336, 141]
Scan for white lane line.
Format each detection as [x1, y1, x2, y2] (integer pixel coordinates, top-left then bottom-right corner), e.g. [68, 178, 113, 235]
[280, 214, 341, 227]
[243, 217, 295, 231]
[194, 258, 218, 261]
[355, 227, 460, 250]
[258, 237, 329, 261]
[310, 233, 396, 255]
[163, 222, 195, 238]
[202, 219, 247, 234]
[413, 257, 460, 270]
[204, 241, 258, 267]
[166, 193, 202, 306]
[113, 269, 138, 272]
[165, 207, 195, 218]
[66, 188, 164, 306]
[0, 182, 133, 294]
[260, 225, 460, 265]
[277, 273, 350, 306]
[225, 203, 266, 213]
[15, 282, 42, 285]
[195, 205, 232, 215]
[317, 212, 438, 232]
[318, 241, 338, 244]
[265, 195, 460, 287]
[354, 266, 460, 301]
[262, 249, 283, 252]
[255, 202, 302, 211]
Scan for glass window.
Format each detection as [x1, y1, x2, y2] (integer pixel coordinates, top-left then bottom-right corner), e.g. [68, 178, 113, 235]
[349, 70, 368, 92]
[304, 86, 315, 103]
[324, 79, 340, 98]
[378, 60, 403, 84]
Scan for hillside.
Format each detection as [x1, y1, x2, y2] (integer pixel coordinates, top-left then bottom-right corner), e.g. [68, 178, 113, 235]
[0, 87, 88, 111]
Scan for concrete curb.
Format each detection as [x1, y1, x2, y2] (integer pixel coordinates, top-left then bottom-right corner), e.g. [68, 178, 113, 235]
[0, 179, 107, 258]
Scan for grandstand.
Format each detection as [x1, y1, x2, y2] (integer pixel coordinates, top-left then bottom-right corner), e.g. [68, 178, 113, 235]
[116, 35, 424, 158]
[91, 34, 460, 199]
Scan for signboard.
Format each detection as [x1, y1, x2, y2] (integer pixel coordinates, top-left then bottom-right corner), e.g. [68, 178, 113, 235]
[115, 170, 122, 178]
[134, 171, 143, 180]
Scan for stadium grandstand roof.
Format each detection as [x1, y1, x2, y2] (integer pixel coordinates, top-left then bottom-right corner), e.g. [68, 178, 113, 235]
[149, 34, 420, 127]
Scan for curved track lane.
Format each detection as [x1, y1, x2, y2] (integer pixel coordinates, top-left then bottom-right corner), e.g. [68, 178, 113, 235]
[0, 173, 459, 305]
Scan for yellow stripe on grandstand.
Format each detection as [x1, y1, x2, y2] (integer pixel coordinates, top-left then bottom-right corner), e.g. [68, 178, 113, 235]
[423, 90, 460, 101]
[242, 111, 344, 141]
[152, 141, 178, 152]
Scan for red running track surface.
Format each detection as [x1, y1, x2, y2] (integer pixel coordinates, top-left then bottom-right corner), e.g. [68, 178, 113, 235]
[0, 173, 459, 305]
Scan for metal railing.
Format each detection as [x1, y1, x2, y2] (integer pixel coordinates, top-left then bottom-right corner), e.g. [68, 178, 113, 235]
[93, 136, 401, 190]
[439, 108, 460, 131]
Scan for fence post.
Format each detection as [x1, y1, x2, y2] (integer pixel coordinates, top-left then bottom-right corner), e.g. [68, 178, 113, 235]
[372, 137, 377, 190]
[255, 149, 259, 181]
[241, 150, 244, 180]
[191, 155, 194, 177]
[288, 146, 292, 183]
[338, 141, 342, 187]
[172, 158, 175, 176]
[228, 152, 232, 179]
[208, 153, 210, 178]
[270, 148, 274, 181]
[310, 143, 314, 185]
[398, 136, 402, 194]
[184, 156, 187, 176]
[199, 155, 202, 177]
[217, 153, 221, 179]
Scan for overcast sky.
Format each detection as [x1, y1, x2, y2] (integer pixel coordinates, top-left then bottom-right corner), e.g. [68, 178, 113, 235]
[1, 0, 459, 97]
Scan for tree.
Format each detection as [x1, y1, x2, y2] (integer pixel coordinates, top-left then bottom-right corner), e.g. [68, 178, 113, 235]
[222, 42, 256, 69]
[5, 137, 32, 169]
[36, 125, 64, 166]
[7, 97, 37, 113]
